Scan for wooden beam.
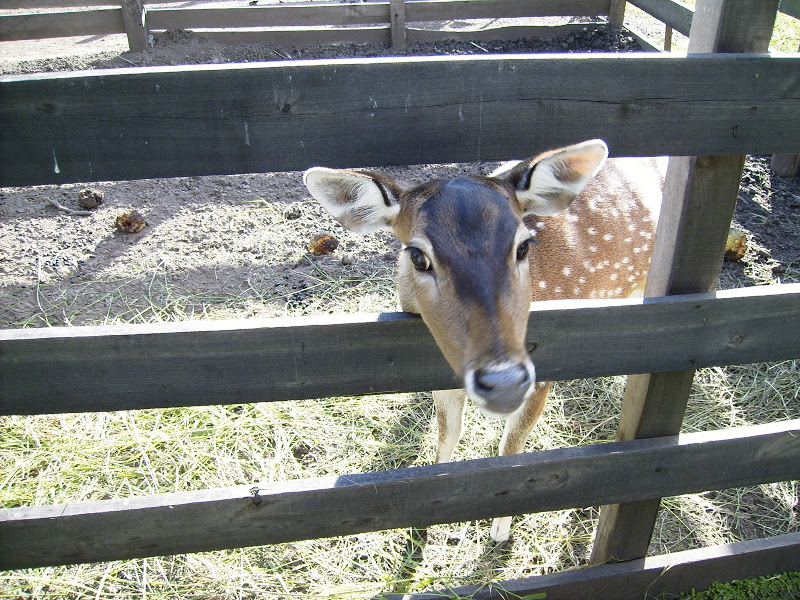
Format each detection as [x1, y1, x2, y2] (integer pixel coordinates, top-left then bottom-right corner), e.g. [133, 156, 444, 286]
[2, 284, 798, 416]
[2, 54, 798, 187]
[144, 0, 609, 31]
[2, 420, 798, 569]
[628, 0, 694, 37]
[121, 0, 148, 53]
[391, 533, 800, 600]
[591, 0, 781, 566]
[608, 0, 627, 27]
[780, 0, 800, 19]
[390, 0, 406, 48]
[0, 8, 124, 41]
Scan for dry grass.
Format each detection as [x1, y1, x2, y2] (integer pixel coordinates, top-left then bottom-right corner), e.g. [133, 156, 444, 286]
[2, 352, 797, 597]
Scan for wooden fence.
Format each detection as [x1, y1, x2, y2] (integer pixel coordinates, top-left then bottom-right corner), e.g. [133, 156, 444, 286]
[0, 0, 623, 52]
[1, 1, 800, 597]
[4, 0, 799, 51]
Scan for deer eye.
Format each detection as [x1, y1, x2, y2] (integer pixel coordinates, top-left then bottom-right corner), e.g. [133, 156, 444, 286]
[407, 247, 432, 271]
[516, 238, 534, 261]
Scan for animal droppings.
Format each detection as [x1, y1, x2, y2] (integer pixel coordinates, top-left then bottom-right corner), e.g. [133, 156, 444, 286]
[78, 188, 104, 209]
[308, 232, 339, 255]
[115, 211, 146, 233]
[725, 228, 748, 262]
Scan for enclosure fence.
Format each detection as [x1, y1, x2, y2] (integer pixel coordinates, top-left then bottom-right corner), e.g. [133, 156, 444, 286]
[2, 0, 800, 51]
[1, 1, 800, 598]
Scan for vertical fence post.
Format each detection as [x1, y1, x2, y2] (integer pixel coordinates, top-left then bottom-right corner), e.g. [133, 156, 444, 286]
[121, 0, 148, 52]
[664, 25, 673, 51]
[590, 0, 780, 565]
[771, 42, 800, 176]
[608, 0, 627, 27]
[390, 0, 406, 48]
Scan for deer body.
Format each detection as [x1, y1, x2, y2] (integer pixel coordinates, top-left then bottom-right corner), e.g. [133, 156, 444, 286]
[304, 141, 664, 543]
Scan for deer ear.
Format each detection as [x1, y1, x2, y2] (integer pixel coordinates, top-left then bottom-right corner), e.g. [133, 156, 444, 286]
[303, 168, 402, 234]
[493, 139, 608, 216]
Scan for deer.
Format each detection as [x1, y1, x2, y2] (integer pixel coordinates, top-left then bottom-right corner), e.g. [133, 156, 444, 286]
[303, 139, 665, 544]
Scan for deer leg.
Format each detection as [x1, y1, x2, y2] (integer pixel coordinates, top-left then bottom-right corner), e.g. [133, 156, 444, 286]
[490, 381, 552, 543]
[433, 389, 467, 464]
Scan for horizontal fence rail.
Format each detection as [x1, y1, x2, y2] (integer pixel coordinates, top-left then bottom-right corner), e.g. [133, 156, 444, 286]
[396, 532, 800, 600]
[628, 0, 694, 36]
[2, 284, 799, 416]
[1, 53, 799, 186]
[0, 7, 123, 41]
[2, 418, 798, 569]
[147, 0, 609, 30]
[0, 0, 610, 42]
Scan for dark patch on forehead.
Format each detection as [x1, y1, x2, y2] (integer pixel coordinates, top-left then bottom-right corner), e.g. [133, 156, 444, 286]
[420, 178, 520, 301]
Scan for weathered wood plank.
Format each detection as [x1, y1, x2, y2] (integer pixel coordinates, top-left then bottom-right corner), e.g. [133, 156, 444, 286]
[1, 53, 798, 186]
[145, 0, 608, 31]
[121, 0, 148, 53]
[780, 0, 800, 20]
[392, 533, 800, 600]
[390, 0, 406, 48]
[0, 7, 123, 41]
[590, 0, 781, 566]
[608, 0, 627, 27]
[1, 284, 798, 416]
[147, 3, 388, 30]
[1, 419, 798, 569]
[628, 0, 693, 36]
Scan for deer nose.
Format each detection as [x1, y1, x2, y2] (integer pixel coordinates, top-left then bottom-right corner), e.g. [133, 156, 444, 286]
[471, 363, 532, 415]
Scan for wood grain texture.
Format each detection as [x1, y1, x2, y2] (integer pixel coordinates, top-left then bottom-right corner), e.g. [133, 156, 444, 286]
[0, 7, 123, 41]
[121, 0, 148, 53]
[1, 284, 798, 416]
[608, 0, 627, 27]
[628, 0, 693, 36]
[780, 0, 800, 19]
[2, 420, 798, 569]
[145, 0, 608, 31]
[590, 0, 781, 565]
[390, 0, 406, 48]
[391, 533, 800, 600]
[1, 53, 798, 186]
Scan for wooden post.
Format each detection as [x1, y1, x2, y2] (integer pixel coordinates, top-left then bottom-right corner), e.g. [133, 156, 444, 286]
[590, 0, 779, 565]
[121, 0, 148, 53]
[608, 0, 626, 27]
[664, 25, 673, 51]
[390, 0, 406, 49]
[771, 43, 800, 176]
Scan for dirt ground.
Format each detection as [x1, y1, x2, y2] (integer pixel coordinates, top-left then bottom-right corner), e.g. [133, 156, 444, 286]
[1, 24, 799, 330]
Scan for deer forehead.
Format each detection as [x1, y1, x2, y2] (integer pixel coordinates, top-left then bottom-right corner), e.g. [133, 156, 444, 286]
[406, 178, 527, 301]
[412, 178, 523, 255]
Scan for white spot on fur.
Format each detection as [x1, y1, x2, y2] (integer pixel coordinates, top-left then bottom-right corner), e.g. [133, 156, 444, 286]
[562, 266, 572, 276]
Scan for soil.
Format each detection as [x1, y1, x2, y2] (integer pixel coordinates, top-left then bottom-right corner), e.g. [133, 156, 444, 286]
[1, 25, 799, 329]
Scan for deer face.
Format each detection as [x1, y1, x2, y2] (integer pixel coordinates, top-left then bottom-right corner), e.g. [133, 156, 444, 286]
[304, 140, 608, 417]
